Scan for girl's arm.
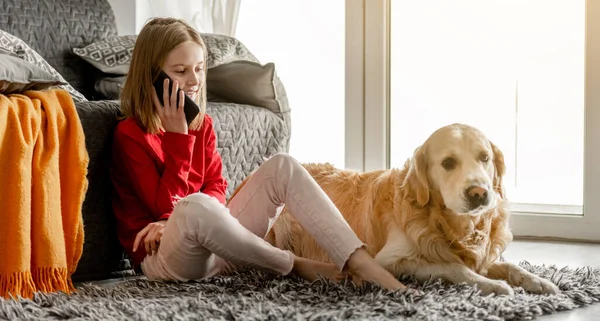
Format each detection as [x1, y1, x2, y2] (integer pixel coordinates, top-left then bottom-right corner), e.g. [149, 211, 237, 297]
[114, 128, 196, 220]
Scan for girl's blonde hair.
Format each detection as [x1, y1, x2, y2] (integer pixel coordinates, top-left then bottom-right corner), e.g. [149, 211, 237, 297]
[120, 17, 207, 133]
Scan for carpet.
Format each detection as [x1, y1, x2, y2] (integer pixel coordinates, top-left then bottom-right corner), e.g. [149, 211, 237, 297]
[0, 261, 598, 321]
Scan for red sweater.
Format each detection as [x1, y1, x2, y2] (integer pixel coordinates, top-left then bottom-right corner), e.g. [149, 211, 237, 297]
[110, 115, 228, 268]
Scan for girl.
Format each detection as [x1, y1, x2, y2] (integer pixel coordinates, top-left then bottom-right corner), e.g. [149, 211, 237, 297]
[111, 17, 405, 291]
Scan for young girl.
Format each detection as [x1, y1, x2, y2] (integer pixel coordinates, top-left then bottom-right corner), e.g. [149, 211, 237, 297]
[111, 17, 405, 290]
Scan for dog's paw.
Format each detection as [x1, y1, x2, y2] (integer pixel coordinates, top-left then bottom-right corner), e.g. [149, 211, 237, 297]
[477, 279, 515, 296]
[520, 275, 560, 295]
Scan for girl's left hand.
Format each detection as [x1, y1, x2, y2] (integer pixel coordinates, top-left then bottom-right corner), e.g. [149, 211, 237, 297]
[133, 220, 167, 255]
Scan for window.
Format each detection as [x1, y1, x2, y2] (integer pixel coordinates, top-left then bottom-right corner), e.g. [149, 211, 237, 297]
[236, 0, 346, 168]
[389, 0, 585, 211]
[354, 0, 600, 240]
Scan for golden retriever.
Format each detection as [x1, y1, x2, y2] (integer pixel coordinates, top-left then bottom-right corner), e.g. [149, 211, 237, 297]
[231, 123, 559, 295]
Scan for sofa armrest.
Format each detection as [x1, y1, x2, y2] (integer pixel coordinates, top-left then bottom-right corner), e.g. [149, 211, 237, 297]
[73, 100, 134, 281]
[207, 102, 290, 197]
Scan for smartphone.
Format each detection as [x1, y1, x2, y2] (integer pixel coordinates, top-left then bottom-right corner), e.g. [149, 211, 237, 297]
[153, 71, 200, 125]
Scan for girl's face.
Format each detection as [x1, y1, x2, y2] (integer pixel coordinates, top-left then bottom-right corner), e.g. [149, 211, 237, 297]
[161, 41, 205, 102]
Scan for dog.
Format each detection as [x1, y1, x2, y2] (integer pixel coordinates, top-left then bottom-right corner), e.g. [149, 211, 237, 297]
[231, 123, 559, 295]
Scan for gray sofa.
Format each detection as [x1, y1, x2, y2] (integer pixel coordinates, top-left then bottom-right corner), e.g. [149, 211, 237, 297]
[0, 0, 291, 281]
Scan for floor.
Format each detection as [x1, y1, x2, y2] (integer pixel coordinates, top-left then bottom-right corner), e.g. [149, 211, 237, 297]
[87, 240, 600, 320]
[502, 239, 600, 321]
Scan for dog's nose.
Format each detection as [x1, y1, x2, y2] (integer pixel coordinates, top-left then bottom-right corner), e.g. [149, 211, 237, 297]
[465, 185, 489, 210]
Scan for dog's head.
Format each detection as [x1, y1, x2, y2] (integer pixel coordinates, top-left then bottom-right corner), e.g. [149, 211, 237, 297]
[403, 123, 506, 215]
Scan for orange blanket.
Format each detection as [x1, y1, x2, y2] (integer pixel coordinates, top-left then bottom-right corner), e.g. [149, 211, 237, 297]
[0, 89, 88, 299]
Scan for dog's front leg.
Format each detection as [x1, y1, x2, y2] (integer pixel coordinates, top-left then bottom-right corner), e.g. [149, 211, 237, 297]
[409, 262, 515, 295]
[373, 227, 513, 295]
[487, 261, 560, 294]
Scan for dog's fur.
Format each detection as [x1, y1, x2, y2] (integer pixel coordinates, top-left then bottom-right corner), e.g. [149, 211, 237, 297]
[230, 123, 559, 295]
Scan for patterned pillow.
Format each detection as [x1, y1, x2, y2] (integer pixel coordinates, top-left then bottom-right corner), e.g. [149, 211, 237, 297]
[0, 52, 66, 94]
[201, 33, 260, 68]
[72, 35, 136, 75]
[0, 30, 87, 102]
[71, 33, 260, 74]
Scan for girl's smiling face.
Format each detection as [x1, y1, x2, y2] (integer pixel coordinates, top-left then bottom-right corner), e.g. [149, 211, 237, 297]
[161, 40, 205, 102]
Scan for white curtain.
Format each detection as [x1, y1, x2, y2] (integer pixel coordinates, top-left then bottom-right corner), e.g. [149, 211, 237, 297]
[144, 0, 241, 37]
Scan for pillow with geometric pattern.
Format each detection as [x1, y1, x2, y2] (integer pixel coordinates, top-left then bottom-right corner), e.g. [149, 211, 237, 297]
[72, 33, 262, 75]
[0, 30, 87, 102]
[72, 35, 136, 75]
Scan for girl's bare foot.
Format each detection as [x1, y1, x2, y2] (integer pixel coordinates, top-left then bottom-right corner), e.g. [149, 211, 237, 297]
[345, 248, 406, 291]
[292, 256, 345, 282]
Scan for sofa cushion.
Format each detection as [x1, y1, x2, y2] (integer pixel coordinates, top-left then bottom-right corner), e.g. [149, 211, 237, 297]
[0, 30, 87, 101]
[206, 60, 290, 115]
[72, 33, 260, 74]
[201, 33, 259, 68]
[72, 35, 136, 75]
[0, 52, 65, 94]
[0, 30, 88, 102]
[94, 75, 126, 100]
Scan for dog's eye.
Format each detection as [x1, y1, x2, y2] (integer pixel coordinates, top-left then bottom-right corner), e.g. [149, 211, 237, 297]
[442, 157, 456, 170]
[480, 154, 490, 163]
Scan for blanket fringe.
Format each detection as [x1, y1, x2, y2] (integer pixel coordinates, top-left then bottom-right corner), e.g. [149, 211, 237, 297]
[0, 268, 75, 300]
[0, 271, 36, 299]
[31, 267, 75, 295]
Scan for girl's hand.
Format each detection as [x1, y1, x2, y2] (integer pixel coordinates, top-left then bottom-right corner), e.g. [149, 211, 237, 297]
[152, 78, 187, 134]
[133, 220, 167, 256]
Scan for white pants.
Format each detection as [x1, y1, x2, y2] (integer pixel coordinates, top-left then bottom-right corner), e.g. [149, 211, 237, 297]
[141, 153, 364, 281]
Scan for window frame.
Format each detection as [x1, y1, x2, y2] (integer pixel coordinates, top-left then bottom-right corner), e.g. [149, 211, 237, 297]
[345, 0, 600, 242]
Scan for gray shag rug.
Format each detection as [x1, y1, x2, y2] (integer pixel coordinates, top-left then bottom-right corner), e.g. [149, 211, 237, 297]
[1, 261, 598, 321]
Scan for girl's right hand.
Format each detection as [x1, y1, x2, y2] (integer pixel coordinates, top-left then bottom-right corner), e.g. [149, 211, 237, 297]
[152, 78, 188, 134]
[133, 220, 167, 256]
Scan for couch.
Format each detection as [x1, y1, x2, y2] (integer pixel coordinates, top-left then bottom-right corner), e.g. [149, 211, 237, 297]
[0, 0, 292, 281]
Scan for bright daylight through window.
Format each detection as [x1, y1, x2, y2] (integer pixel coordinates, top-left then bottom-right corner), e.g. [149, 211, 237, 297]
[236, 0, 346, 169]
[389, 0, 585, 212]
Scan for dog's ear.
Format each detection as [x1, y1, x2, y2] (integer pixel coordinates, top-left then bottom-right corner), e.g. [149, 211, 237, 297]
[491, 141, 506, 199]
[403, 145, 430, 206]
